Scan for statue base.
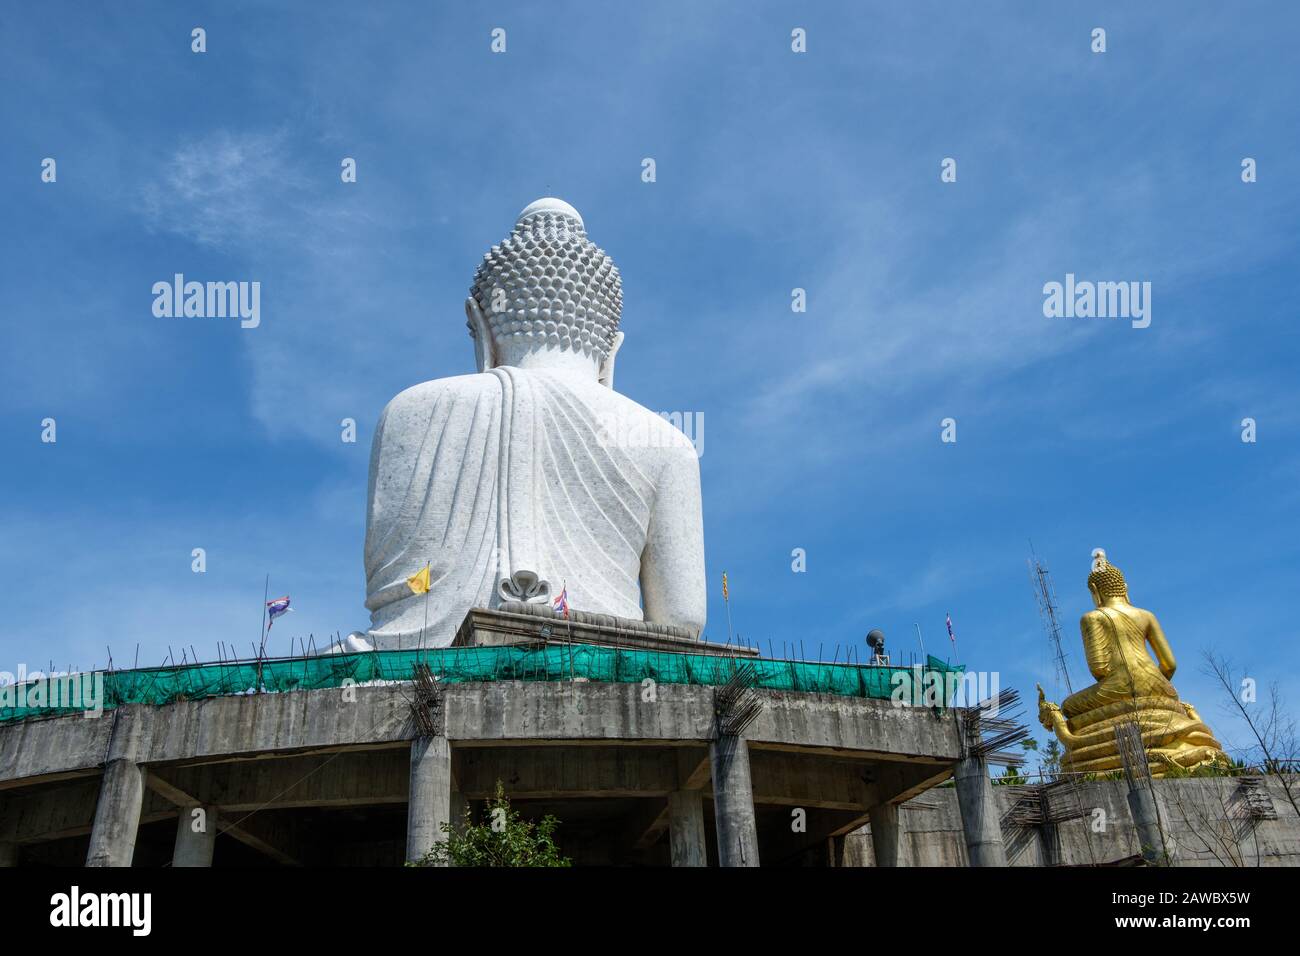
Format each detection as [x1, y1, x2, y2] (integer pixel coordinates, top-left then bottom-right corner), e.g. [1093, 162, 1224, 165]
[452, 604, 757, 659]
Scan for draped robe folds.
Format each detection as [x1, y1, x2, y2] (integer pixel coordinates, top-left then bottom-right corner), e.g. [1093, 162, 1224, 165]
[1047, 603, 1227, 773]
[1062, 606, 1178, 718]
[364, 366, 694, 647]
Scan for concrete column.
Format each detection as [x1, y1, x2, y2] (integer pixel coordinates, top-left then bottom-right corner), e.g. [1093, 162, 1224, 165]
[709, 735, 760, 867]
[868, 802, 901, 867]
[0, 811, 17, 867]
[86, 706, 148, 868]
[406, 735, 452, 865]
[172, 805, 219, 867]
[1127, 784, 1167, 865]
[1037, 822, 1063, 867]
[668, 790, 707, 867]
[827, 835, 846, 867]
[954, 754, 1007, 867]
[85, 758, 146, 867]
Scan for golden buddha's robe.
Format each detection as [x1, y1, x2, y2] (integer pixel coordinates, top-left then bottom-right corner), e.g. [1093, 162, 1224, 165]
[1062, 605, 1178, 717]
[1039, 600, 1227, 776]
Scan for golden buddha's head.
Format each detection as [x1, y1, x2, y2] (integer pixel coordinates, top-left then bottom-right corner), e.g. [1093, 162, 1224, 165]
[1087, 548, 1129, 605]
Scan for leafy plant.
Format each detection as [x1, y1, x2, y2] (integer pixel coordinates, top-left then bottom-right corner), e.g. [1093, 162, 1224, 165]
[409, 781, 572, 868]
[992, 738, 1037, 785]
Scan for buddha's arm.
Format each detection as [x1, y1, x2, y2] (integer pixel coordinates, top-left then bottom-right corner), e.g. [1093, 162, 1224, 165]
[639, 447, 707, 638]
[1080, 611, 1111, 681]
[1145, 612, 1176, 679]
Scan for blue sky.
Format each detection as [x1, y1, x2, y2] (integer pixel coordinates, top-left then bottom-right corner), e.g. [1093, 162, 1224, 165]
[2, 2, 1297, 766]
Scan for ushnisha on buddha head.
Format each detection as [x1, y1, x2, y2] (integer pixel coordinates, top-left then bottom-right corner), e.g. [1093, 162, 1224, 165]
[465, 198, 625, 385]
[1087, 548, 1129, 606]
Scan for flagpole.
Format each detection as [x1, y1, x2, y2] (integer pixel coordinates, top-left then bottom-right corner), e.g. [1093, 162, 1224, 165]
[419, 557, 431, 665]
[256, 574, 269, 691]
[723, 573, 734, 647]
[564, 582, 575, 683]
[914, 622, 926, 662]
[258, 574, 270, 656]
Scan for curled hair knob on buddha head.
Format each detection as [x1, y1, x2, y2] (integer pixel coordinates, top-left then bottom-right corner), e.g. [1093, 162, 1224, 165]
[1087, 548, 1129, 604]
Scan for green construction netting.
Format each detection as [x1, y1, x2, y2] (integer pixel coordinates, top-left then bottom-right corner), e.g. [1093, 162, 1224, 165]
[0, 646, 962, 724]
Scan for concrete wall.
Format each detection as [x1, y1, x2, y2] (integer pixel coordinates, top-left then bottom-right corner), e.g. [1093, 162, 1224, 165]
[847, 777, 1300, 867]
[0, 683, 963, 788]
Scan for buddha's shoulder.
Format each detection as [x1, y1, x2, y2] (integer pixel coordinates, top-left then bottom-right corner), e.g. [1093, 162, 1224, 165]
[578, 385, 698, 457]
[1080, 608, 1108, 628]
[1080, 605, 1149, 627]
[382, 373, 500, 415]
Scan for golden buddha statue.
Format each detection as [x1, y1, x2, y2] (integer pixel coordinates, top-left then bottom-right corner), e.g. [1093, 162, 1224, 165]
[1037, 550, 1228, 776]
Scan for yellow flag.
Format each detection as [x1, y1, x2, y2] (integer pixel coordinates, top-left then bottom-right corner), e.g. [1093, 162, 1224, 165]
[722, 571, 729, 602]
[407, 564, 431, 595]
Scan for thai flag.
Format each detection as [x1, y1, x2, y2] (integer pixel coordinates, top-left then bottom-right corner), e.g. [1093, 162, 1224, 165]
[945, 612, 955, 644]
[266, 595, 292, 630]
[552, 586, 569, 619]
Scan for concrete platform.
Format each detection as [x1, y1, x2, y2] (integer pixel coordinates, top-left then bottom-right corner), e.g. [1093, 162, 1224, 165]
[0, 608, 996, 867]
[454, 602, 759, 657]
[0, 676, 965, 866]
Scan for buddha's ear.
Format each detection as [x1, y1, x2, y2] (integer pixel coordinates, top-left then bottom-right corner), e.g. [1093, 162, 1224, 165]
[598, 330, 624, 389]
[465, 297, 494, 372]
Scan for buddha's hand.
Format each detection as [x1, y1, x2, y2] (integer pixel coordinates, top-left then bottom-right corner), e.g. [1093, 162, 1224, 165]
[1036, 684, 1064, 732]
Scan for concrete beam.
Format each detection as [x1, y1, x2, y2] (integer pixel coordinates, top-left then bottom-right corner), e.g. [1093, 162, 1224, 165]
[457, 746, 681, 799]
[152, 751, 409, 811]
[632, 749, 710, 850]
[4, 781, 175, 844]
[221, 814, 303, 866]
[146, 769, 303, 865]
[747, 750, 870, 810]
[0, 715, 113, 790]
[1, 682, 962, 787]
[445, 682, 715, 746]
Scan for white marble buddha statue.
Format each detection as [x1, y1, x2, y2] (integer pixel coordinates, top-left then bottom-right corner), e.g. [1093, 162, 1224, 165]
[362, 198, 706, 648]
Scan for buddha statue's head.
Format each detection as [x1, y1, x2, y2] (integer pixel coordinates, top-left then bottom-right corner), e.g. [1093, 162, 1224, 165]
[1087, 548, 1129, 606]
[466, 198, 624, 384]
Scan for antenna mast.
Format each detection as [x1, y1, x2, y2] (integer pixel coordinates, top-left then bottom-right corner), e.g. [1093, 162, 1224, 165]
[1028, 544, 1073, 695]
